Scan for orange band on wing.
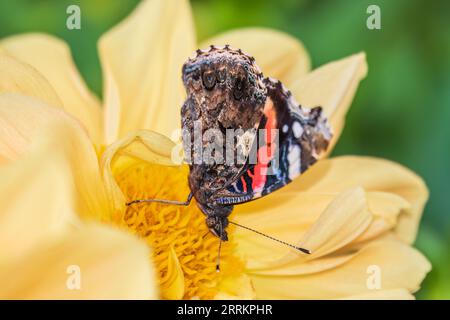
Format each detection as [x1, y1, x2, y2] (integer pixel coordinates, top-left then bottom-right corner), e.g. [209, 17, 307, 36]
[252, 98, 278, 193]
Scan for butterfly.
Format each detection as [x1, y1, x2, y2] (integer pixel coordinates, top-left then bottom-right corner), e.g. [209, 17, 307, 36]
[127, 45, 332, 270]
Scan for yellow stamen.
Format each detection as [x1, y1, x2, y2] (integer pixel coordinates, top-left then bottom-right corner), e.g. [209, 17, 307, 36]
[114, 162, 244, 299]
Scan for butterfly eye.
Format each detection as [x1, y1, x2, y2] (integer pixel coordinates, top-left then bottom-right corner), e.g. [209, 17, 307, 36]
[217, 69, 227, 83]
[233, 77, 245, 100]
[202, 71, 216, 90]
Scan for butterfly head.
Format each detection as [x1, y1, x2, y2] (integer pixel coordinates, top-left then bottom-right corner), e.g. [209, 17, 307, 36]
[205, 215, 229, 241]
[182, 45, 266, 129]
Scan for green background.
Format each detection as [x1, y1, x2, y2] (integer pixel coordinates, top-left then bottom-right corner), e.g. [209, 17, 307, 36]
[0, 0, 449, 299]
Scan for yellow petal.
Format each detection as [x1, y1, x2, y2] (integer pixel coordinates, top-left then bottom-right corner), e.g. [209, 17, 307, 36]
[290, 53, 368, 152]
[233, 192, 332, 267]
[1, 34, 103, 145]
[298, 187, 372, 259]
[283, 156, 428, 244]
[250, 240, 431, 299]
[160, 245, 185, 299]
[0, 128, 77, 260]
[0, 224, 158, 299]
[343, 289, 414, 300]
[0, 93, 111, 220]
[201, 28, 310, 86]
[214, 274, 256, 300]
[99, 0, 196, 144]
[235, 189, 409, 274]
[250, 253, 356, 277]
[351, 192, 410, 244]
[0, 54, 62, 108]
[234, 193, 354, 268]
[101, 129, 178, 218]
[238, 188, 372, 270]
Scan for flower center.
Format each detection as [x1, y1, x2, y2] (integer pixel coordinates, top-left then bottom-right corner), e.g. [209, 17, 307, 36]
[114, 162, 244, 299]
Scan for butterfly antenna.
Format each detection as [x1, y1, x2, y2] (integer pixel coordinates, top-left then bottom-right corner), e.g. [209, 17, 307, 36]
[228, 220, 311, 254]
[126, 193, 193, 206]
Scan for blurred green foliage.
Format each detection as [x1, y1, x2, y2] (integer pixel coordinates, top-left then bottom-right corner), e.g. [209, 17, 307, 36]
[0, 0, 449, 299]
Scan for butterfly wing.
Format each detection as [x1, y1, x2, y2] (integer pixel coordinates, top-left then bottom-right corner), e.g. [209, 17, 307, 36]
[211, 78, 332, 205]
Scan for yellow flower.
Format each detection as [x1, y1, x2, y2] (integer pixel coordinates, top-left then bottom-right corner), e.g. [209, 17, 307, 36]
[0, 0, 430, 299]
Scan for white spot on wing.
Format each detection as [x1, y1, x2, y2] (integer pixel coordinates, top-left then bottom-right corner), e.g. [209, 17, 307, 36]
[282, 124, 289, 133]
[292, 121, 303, 138]
[287, 145, 301, 180]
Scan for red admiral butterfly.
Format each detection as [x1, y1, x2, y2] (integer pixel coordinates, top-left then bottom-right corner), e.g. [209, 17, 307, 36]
[127, 45, 332, 270]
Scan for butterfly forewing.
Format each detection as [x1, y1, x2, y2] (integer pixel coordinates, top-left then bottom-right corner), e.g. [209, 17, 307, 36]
[211, 78, 332, 205]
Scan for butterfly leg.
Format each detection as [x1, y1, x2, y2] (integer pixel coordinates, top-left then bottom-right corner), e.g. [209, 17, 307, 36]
[126, 192, 193, 206]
